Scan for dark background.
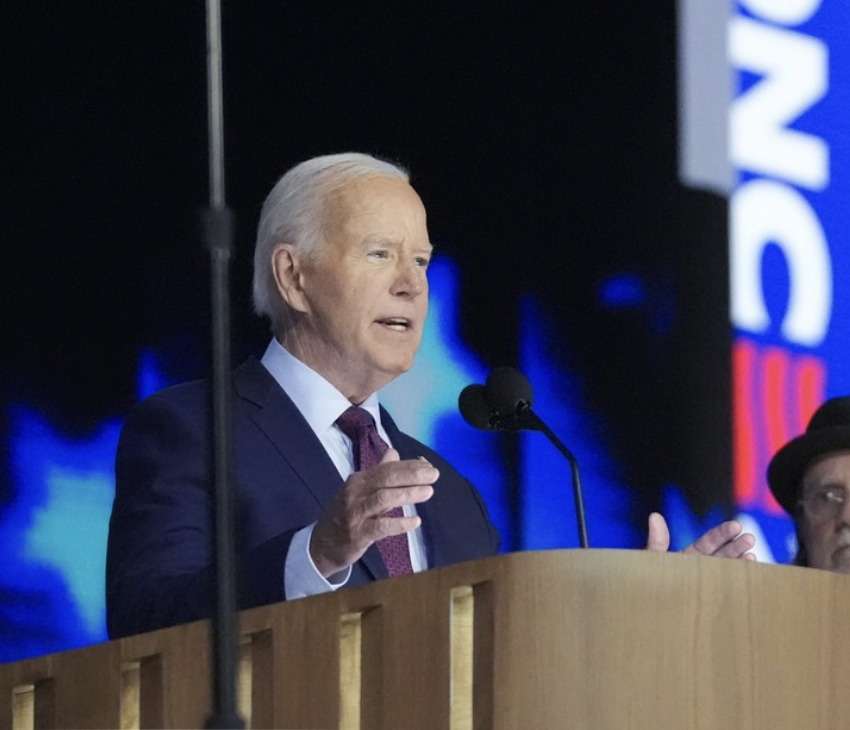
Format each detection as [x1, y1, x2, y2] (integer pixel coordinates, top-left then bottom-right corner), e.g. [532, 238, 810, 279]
[2, 3, 731, 520]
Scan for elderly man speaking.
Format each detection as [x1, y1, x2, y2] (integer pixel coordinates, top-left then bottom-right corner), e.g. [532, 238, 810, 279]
[106, 153, 754, 639]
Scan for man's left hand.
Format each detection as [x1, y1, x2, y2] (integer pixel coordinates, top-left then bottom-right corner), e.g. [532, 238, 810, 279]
[646, 512, 757, 560]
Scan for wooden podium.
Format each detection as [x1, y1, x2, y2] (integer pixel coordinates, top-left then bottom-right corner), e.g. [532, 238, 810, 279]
[3, 550, 849, 729]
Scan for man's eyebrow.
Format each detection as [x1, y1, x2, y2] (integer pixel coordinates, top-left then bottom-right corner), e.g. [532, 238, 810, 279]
[360, 235, 398, 247]
[360, 236, 434, 252]
[804, 478, 846, 493]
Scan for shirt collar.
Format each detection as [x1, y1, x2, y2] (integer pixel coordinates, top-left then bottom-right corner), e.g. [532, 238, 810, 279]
[260, 338, 382, 436]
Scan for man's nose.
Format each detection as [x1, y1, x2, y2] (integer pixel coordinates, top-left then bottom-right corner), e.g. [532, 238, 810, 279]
[391, 259, 426, 297]
[836, 487, 850, 525]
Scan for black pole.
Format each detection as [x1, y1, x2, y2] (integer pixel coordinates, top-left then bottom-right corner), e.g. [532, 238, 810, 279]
[203, 1, 243, 727]
[528, 413, 590, 549]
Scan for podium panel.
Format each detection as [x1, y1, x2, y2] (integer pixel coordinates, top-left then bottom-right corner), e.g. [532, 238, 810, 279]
[2, 550, 848, 729]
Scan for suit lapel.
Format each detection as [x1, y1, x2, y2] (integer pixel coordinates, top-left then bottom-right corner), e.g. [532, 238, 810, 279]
[233, 358, 386, 580]
[234, 359, 342, 507]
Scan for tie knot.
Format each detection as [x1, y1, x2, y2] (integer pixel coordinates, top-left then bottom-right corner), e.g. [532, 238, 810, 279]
[335, 405, 376, 440]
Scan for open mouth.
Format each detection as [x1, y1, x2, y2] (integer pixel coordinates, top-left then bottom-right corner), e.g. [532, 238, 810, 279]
[376, 317, 412, 332]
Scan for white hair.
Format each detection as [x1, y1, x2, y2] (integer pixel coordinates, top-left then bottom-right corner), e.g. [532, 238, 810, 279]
[252, 152, 410, 331]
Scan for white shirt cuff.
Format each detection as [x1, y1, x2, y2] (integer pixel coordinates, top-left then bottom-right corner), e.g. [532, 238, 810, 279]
[284, 522, 352, 599]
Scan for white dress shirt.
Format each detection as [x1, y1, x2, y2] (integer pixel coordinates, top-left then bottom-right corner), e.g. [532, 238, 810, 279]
[260, 338, 428, 599]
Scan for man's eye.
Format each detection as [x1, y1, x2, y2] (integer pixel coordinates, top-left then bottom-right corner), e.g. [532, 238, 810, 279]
[368, 250, 389, 259]
[817, 489, 845, 504]
[414, 256, 431, 268]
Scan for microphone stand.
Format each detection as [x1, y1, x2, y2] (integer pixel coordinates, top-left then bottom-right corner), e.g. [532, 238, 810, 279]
[203, 1, 243, 727]
[498, 408, 590, 550]
[527, 413, 589, 549]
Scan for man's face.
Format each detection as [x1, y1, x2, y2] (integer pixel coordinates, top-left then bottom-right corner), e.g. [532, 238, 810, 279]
[282, 175, 432, 401]
[800, 449, 850, 573]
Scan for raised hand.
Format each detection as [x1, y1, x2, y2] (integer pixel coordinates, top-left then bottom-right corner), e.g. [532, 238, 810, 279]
[646, 512, 757, 560]
[310, 448, 437, 578]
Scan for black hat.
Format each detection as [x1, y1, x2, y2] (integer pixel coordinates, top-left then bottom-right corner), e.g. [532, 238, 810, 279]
[767, 396, 850, 515]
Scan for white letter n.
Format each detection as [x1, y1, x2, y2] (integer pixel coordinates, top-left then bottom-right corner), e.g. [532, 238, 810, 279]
[729, 16, 829, 190]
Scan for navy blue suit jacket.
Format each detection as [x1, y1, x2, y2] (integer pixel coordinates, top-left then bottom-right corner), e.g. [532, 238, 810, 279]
[106, 358, 500, 638]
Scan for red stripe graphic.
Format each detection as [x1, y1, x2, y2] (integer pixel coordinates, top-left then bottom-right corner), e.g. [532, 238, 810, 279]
[733, 338, 826, 514]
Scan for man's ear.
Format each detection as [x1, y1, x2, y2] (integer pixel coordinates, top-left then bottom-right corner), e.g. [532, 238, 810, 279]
[271, 243, 310, 314]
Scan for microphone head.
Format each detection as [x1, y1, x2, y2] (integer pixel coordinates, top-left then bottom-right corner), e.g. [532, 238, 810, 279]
[486, 366, 534, 416]
[458, 384, 497, 431]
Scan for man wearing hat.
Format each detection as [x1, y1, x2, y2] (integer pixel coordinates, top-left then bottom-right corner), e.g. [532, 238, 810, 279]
[767, 396, 850, 573]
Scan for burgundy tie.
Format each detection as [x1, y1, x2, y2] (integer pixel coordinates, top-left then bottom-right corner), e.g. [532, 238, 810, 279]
[336, 406, 414, 576]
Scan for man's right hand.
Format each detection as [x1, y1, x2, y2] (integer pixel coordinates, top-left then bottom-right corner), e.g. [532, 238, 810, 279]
[310, 448, 438, 578]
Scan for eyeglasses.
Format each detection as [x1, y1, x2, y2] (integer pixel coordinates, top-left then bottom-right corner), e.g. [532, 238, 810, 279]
[798, 487, 847, 521]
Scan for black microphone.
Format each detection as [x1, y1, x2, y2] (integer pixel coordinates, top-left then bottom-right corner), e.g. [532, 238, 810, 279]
[458, 367, 590, 549]
[458, 383, 497, 431]
[485, 366, 535, 430]
[457, 368, 535, 431]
